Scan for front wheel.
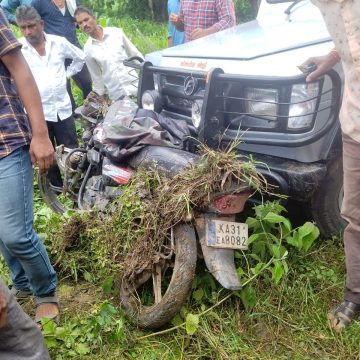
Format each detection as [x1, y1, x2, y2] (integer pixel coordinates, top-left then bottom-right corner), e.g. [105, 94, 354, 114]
[311, 156, 346, 238]
[120, 223, 197, 329]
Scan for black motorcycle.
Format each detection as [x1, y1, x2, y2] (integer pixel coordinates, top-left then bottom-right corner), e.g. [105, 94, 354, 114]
[39, 98, 251, 329]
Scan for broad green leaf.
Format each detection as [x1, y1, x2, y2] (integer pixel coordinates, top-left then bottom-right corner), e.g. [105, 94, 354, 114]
[283, 218, 292, 232]
[249, 253, 262, 262]
[41, 319, 57, 335]
[286, 231, 301, 249]
[44, 337, 57, 349]
[272, 262, 284, 283]
[75, 343, 90, 355]
[300, 222, 320, 252]
[271, 244, 281, 258]
[298, 221, 315, 238]
[247, 233, 263, 245]
[193, 288, 204, 303]
[251, 262, 264, 275]
[185, 313, 199, 335]
[55, 326, 67, 340]
[236, 267, 245, 276]
[264, 212, 287, 224]
[246, 217, 259, 228]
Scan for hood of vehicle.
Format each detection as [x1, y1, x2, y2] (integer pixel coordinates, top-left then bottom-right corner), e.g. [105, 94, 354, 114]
[159, 18, 330, 61]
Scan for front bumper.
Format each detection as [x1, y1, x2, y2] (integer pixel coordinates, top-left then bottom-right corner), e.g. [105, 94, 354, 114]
[239, 151, 327, 202]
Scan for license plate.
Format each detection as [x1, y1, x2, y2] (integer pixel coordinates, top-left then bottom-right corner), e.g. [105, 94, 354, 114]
[206, 219, 248, 250]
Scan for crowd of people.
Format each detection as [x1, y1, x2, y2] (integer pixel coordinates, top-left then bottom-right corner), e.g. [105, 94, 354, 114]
[0, 0, 359, 356]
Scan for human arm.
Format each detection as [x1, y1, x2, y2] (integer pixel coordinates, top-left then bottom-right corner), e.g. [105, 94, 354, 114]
[170, 1, 184, 32]
[168, 0, 175, 47]
[0, 0, 20, 25]
[2, 48, 54, 173]
[192, 0, 236, 40]
[85, 54, 105, 97]
[61, 37, 85, 78]
[300, 49, 341, 82]
[122, 30, 143, 59]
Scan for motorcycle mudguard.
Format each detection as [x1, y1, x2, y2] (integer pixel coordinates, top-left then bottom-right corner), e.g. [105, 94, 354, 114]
[196, 215, 242, 291]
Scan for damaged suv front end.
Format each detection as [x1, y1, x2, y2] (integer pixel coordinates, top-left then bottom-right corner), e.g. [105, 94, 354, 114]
[126, 0, 345, 236]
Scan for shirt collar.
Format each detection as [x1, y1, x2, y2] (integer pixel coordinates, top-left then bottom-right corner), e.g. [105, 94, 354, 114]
[90, 26, 110, 43]
[22, 32, 50, 50]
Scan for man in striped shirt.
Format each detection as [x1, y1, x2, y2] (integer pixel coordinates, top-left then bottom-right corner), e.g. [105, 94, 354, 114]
[170, 0, 236, 43]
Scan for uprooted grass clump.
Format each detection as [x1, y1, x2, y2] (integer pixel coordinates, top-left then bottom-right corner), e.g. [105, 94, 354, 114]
[50, 145, 268, 283]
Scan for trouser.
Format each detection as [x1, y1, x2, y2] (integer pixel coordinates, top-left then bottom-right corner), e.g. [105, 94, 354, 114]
[65, 59, 92, 111]
[341, 133, 360, 304]
[0, 146, 57, 298]
[47, 116, 79, 187]
[0, 279, 50, 360]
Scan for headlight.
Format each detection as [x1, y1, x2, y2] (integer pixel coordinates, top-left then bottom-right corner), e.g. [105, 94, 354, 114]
[141, 90, 163, 113]
[191, 100, 203, 128]
[288, 83, 319, 130]
[244, 88, 278, 120]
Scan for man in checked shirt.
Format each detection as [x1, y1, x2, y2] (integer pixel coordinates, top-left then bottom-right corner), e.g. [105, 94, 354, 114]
[170, 0, 236, 43]
[0, 8, 59, 324]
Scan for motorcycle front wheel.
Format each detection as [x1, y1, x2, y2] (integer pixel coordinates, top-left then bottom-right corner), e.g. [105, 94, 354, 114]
[120, 223, 197, 329]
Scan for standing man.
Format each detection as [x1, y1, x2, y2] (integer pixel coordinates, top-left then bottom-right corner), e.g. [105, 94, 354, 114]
[31, 0, 92, 109]
[169, 0, 236, 43]
[74, 6, 143, 101]
[0, 279, 51, 359]
[301, 0, 360, 331]
[0, 8, 58, 322]
[168, 0, 184, 47]
[16, 5, 85, 187]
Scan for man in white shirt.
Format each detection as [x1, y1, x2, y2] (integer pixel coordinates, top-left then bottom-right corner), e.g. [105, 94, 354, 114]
[16, 5, 85, 186]
[74, 6, 143, 101]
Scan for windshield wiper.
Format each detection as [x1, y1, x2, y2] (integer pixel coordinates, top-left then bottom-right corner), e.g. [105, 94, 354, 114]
[284, 0, 305, 15]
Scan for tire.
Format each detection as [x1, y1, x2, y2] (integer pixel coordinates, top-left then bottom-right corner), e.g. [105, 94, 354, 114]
[311, 156, 346, 238]
[120, 223, 197, 329]
[37, 171, 69, 214]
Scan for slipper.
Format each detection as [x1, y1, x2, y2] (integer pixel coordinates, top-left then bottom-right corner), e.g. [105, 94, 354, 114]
[327, 300, 360, 332]
[35, 295, 60, 325]
[10, 287, 32, 305]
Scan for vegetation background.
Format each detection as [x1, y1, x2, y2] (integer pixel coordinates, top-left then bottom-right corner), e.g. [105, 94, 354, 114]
[82, 0, 258, 22]
[2, 1, 360, 359]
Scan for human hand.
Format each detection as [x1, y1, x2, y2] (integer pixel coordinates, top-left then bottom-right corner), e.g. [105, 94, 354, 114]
[0, 290, 7, 329]
[169, 13, 180, 26]
[29, 135, 54, 175]
[299, 53, 339, 82]
[191, 27, 214, 40]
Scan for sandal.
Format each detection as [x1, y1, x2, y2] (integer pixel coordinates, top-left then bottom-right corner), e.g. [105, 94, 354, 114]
[35, 295, 60, 325]
[10, 287, 32, 305]
[327, 300, 360, 332]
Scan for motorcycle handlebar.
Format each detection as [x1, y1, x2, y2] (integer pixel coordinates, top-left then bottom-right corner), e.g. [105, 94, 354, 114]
[123, 56, 144, 70]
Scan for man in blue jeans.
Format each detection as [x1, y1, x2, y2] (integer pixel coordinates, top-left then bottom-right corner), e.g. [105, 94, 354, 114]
[0, 9, 59, 322]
